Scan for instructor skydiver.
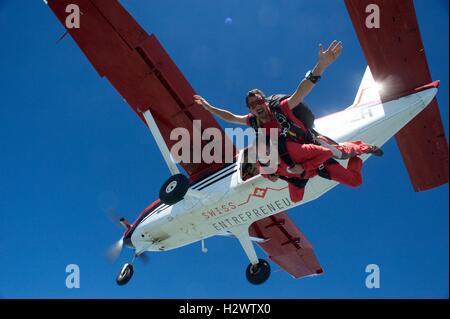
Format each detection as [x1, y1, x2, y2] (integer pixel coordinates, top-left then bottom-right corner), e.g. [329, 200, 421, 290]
[194, 40, 383, 201]
[194, 40, 382, 167]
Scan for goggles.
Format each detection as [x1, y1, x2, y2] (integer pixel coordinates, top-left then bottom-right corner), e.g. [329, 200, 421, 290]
[248, 96, 266, 109]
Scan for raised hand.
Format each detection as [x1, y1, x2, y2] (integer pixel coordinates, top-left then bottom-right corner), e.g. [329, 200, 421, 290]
[193, 95, 211, 110]
[318, 40, 343, 68]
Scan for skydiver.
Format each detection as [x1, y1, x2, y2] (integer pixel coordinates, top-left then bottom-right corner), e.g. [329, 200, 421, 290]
[194, 40, 383, 201]
[194, 40, 382, 172]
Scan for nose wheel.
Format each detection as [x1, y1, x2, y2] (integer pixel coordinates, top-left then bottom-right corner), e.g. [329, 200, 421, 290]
[116, 263, 134, 286]
[246, 259, 271, 285]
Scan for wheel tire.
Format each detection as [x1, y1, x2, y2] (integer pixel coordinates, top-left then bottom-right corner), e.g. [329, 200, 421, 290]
[159, 174, 189, 205]
[246, 259, 271, 285]
[116, 263, 134, 286]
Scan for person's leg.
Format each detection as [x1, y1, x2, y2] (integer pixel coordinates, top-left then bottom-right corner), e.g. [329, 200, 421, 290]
[316, 136, 383, 159]
[325, 156, 363, 187]
[286, 142, 333, 171]
[288, 184, 305, 203]
[337, 141, 381, 158]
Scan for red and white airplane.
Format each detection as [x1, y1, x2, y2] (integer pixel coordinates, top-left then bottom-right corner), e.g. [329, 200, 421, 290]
[47, 0, 448, 285]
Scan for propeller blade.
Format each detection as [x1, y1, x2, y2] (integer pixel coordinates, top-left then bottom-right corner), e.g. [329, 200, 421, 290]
[106, 237, 124, 263]
[105, 208, 123, 229]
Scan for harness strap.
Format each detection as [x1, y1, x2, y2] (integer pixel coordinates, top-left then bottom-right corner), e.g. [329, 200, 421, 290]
[277, 175, 309, 189]
[278, 134, 295, 168]
[249, 116, 259, 132]
[316, 158, 339, 180]
[270, 102, 308, 142]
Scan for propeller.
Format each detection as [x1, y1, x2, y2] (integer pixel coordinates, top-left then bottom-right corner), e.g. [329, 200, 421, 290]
[106, 208, 123, 229]
[106, 237, 124, 263]
[99, 194, 148, 265]
[98, 192, 132, 264]
[103, 208, 129, 264]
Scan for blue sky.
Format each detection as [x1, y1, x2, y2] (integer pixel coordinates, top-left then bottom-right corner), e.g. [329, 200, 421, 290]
[0, 0, 448, 298]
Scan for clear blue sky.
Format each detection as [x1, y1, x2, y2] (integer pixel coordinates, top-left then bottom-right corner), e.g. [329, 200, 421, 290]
[0, 0, 448, 298]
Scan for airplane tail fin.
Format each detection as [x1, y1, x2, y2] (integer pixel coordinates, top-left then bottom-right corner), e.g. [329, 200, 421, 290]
[349, 67, 448, 191]
[347, 66, 381, 109]
[345, 0, 448, 192]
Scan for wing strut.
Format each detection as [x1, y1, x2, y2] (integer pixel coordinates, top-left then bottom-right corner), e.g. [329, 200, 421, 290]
[143, 110, 180, 175]
[230, 226, 260, 266]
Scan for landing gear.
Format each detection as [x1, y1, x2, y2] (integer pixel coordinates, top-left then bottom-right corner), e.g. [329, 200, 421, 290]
[229, 226, 271, 285]
[116, 263, 134, 286]
[159, 174, 189, 205]
[246, 259, 271, 285]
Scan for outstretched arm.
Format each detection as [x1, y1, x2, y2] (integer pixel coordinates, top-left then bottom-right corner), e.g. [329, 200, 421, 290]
[286, 40, 343, 109]
[194, 95, 247, 125]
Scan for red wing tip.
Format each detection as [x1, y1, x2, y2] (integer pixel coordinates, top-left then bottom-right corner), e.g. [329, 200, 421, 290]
[415, 80, 440, 92]
[316, 269, 324, 274]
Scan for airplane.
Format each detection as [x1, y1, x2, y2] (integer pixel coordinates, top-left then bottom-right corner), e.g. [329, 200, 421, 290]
[46, 0, 448, 286]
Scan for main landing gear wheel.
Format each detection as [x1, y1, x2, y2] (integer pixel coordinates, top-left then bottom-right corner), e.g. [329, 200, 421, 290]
[116, 263, 134, 286]
[159, 174, 189, 205]
[246, 259, 271, 285]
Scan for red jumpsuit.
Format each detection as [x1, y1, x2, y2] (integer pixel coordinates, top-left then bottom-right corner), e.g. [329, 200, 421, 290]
[246, 99, 375, 159]
[260, 142, 363, 203]
[248, 98, 364, 203]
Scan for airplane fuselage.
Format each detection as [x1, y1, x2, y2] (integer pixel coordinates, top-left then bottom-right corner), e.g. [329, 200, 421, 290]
[128, 85, 438, 255]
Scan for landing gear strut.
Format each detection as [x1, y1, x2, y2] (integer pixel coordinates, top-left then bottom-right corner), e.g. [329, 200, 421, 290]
[246, 259, 271, 285]
[116, 263, 134, 286]
[229, 226, 271, 285]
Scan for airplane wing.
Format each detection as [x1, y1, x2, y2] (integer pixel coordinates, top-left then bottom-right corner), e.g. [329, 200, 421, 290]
[345, 0, 448, 191]
[249, 212, 323, 279]
[47, 0, 235, 181]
